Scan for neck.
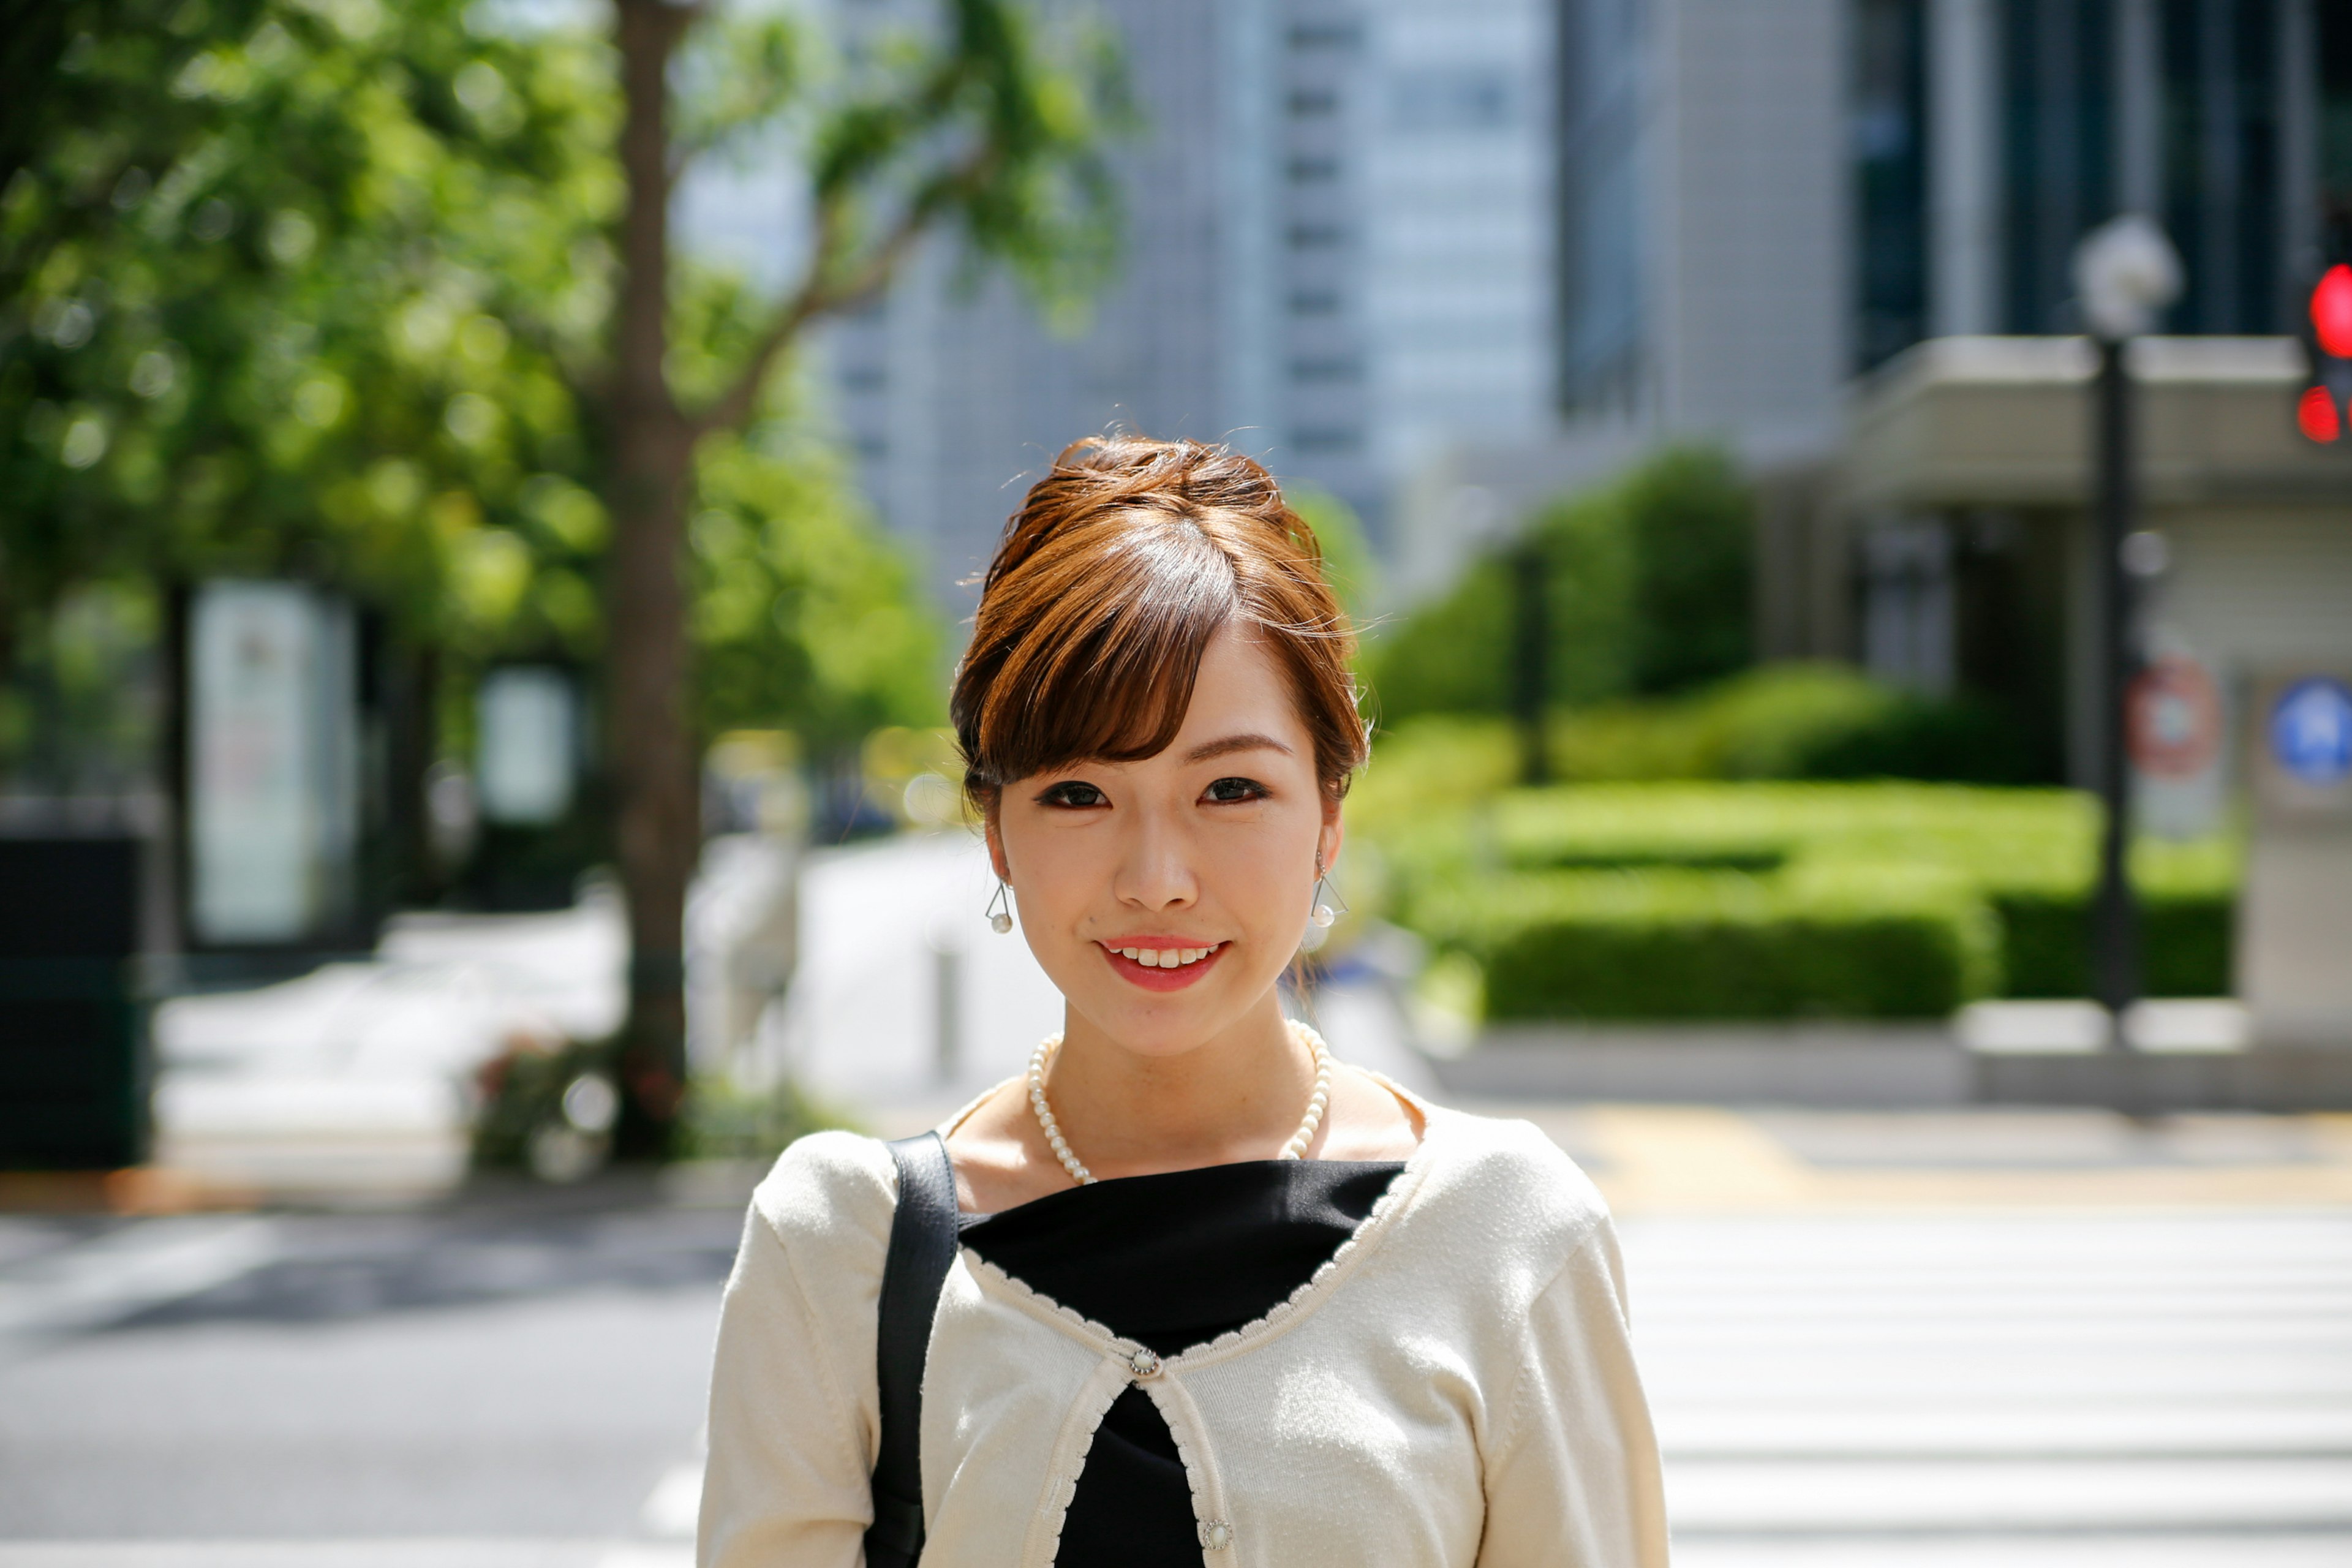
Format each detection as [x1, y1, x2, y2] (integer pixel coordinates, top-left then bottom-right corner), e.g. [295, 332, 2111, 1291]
[1044, 992, 1315, 1177]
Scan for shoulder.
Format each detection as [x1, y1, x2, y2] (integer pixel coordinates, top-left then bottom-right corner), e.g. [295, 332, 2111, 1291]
[1404, 1106, 1613, 1272]
[748, 1128, 899, 1266]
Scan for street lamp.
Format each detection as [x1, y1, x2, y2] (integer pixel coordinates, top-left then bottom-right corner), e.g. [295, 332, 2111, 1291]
[2071, 214, 2183, 1056]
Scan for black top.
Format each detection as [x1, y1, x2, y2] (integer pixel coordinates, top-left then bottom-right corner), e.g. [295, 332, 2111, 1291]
[960, 1159, 1407, 1568]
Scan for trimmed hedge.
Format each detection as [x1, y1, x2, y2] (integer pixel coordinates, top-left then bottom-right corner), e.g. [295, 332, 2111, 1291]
[1546, 665, 2040, 784]
[1989, 888, 2232, 998]
[1365, 782, 2240, 1020]
[1415, 868, 1997, 1020]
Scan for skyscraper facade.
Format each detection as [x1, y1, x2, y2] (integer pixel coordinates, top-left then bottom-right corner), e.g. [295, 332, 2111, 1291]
[823, 0, 1556, 612]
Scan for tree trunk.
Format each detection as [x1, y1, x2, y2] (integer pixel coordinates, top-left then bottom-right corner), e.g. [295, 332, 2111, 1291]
[606, 0, 699, 1152]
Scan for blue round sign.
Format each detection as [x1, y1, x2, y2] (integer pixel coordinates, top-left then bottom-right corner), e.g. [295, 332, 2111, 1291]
[2271, 677, 2352, 786]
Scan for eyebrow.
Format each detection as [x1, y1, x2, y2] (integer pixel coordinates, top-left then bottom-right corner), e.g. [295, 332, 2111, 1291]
[1182, 732, 1295, 765]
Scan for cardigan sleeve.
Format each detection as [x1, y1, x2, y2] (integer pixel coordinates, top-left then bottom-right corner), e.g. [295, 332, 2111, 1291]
[1474, 1216, 1671, 1568]
[698, 1132, 895, 1568]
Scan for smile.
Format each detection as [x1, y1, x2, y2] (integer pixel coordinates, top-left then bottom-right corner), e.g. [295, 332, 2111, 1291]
[1096, 940, 1228, 990]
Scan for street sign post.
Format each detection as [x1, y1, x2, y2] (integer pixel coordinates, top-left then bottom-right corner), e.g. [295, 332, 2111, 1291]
[2241, 669, 2352, 1048]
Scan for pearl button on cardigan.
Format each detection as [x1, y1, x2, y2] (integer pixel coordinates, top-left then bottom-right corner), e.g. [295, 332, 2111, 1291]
[698, 1101, 1670, 1568]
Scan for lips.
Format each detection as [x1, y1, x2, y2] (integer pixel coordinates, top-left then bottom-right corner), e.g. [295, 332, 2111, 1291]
[1097, 939, 1228, 992]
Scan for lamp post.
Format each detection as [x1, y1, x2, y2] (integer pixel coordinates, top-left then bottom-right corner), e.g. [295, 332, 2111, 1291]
[2071, 214, 2183, 1057]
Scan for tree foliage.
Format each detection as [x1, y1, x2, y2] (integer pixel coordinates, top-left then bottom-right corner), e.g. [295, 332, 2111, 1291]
[1363, 445, 1752, 725]
[1, 0, 616, 656]
[4, 0, 1127, 1139]
[1, 0, 1090, 756]
[690, 423, 945, 753]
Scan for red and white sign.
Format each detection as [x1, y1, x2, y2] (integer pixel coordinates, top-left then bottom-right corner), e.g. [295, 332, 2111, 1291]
[2127, 656, 2223, 779]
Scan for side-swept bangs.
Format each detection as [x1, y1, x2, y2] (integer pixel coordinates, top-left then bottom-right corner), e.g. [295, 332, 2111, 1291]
[952, 437, 1366, 815]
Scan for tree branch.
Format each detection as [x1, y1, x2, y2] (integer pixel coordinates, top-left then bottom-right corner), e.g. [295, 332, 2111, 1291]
[686, 148, 994, 437]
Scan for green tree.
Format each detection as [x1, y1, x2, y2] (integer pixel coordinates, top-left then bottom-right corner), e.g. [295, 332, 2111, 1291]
[690, 426, 944, 751]
[1360, 445, 1753, 725]
[1363, 486, 1632, 724]
[1621, 447, 1752, 694]
[1285, 484, 1379, 619]
[2, 0, 618, 660]
[4, 0, 1125, 1147]
[595, 0, 1123, 1142]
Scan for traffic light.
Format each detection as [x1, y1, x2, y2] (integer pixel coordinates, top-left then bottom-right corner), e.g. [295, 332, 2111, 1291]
[2299, 264, 2352, 444]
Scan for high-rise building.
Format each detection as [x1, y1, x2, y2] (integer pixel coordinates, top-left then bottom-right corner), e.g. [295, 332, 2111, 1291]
[823, 0, 1556, 613]
[1542, 0, 2324, 422]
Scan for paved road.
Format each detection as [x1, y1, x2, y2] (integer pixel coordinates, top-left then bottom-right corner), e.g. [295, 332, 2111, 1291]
[3, 1141, 2348, 1566]
[0, 1185, 736, 1566]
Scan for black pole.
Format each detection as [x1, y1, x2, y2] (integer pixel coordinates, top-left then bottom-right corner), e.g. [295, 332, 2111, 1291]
[1510, 540, 1548, 786]
[2092, 336, 2141, 1046]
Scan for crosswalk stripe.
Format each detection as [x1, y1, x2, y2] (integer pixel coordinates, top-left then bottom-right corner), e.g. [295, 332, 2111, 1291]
[1622, 1210, 2352, 1555]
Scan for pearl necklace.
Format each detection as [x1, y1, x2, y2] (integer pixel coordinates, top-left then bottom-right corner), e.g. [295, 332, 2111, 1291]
[1027, 1020, 1334, 1186]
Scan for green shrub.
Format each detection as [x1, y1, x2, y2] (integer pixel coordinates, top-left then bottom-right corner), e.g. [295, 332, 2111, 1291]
[1415, 867, 1997, 1020]
[1621, 448, 1754, 693]
[1547, 665, 2041, 785]
[676, 1074, 854, 1163]
[1364, 781, 2241, 1019]
[1983, 838, 2236, 1000]
[1986, 889, 2233, 998]
[1364, 488, 1632, 722]
[1363, 442, 1758, 725]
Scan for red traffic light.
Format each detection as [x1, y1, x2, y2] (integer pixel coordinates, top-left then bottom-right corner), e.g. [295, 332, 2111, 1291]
[2315, 265, 2352, 359]
[2302, 266, 2352, 445]
[2298, 386, 2342, 443]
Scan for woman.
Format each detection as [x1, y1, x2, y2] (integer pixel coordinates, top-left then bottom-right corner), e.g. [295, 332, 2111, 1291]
[700, 436, 1668, 1567]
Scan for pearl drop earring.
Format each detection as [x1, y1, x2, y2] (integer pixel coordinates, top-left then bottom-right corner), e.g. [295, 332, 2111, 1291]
[984, 880, 1013, 935]
[1311, 859, 1347, 929]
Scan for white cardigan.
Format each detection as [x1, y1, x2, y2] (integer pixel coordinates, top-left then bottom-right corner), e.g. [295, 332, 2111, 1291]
[699, 1101, 1670, 1568]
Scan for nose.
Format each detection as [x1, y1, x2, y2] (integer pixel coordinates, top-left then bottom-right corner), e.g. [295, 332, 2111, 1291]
[1110, 800, 1197, 912]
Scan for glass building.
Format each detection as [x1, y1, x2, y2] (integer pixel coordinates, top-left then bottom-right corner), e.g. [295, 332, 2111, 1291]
[1850, 0, 2342, 369]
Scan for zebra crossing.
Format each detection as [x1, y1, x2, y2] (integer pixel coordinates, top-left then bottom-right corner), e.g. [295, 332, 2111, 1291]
[1622, 1209, 2352, 1566]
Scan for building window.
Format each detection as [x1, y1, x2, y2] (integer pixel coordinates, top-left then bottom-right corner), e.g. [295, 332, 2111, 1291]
[1286, 223, 1347, 249]
[1287, 89, 1341, 118]
[1860, 519, 1955, 696]
[1289, 357, 1362, 383]
[1853, 0, 1927, 371]
[1999, 0, 2116, 334]
[1287, 21, 1359, 50]
[1287, 290, 1344, 315]
[1290, 427, 1362, 454]
[2326, 2, 2352, 261]
[2160, 0, 2285, 333]
[1287, 156, 1341, 184]
[1558, 0, 1643, 415]
[1389, 67, 1515, 133]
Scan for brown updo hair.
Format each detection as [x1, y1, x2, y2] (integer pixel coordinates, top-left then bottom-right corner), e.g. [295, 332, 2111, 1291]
[952, 435, 1368, 816]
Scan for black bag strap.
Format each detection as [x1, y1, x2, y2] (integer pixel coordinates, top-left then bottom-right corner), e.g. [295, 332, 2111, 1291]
[867, 1131, 959, 1568]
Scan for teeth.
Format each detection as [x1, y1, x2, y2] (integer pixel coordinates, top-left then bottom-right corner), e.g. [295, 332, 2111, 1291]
[1113, 944, 1218, 967]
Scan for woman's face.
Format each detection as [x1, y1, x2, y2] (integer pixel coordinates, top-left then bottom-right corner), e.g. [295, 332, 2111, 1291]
[989, 619, 1340, 1060]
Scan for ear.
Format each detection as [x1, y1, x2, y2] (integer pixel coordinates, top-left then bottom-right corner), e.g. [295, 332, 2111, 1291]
[1317, 796, 1344, 876]
[984, 813, 1012, 884]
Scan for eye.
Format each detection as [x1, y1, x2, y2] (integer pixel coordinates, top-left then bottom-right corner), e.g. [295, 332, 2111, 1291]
[1039, 779, 1107, 809]
[1202, 776, 1268, 804]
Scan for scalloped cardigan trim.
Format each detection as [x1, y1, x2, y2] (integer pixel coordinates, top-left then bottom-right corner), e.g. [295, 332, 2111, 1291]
[697, 1106, 1672, 1568]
